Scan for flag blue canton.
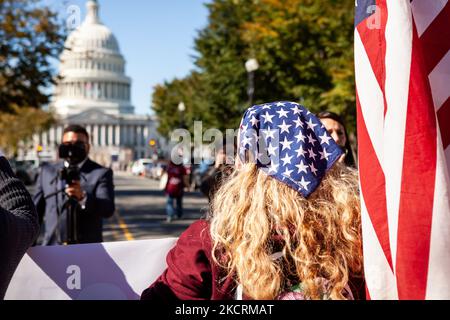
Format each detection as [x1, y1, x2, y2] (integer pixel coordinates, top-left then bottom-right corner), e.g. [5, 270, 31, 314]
[239, 101, 343, 198]
[354, 0, 377, 28]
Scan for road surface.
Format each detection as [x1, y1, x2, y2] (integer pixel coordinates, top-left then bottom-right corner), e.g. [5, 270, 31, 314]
[103, 171, 209, 242]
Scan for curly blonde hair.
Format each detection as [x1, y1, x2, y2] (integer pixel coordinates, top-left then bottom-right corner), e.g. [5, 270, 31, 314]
[209, 162, 363, 300]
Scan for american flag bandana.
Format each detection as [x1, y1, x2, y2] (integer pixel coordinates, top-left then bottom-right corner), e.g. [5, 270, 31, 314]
[238, 101, 343, 198]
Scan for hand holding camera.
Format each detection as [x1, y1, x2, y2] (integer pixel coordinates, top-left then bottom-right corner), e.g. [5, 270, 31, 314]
[65, 180, 86, 201]
[58, 139, 88, 201]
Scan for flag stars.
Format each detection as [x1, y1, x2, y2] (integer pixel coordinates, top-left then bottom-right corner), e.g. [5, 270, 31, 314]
[319, 132, 332, 145]
[281, 153, 293, 166]
[276, 108, 289, 118]
[241, 123, 249, 131]
[306, 118, 317, 130]
[295, 160, 309, 174]
[282, 167, 294, 178]
[262, 128, 277, 141]
[309, 162, 318, 176]
[292, 105, 302, 115]
[296, 146, 307, 158]
[299, 176, 311, 191]
[267, 143, 278, 156]
[238, 101, 343, 198]
[319, 148, 332, 161]
[308, 148, 317, 160]
[261, 112, 275, 124]
[250, 116, 259, 127]
[293, 117, 304, 129]
[307, 133, 317, 146]
[241, 135, 253, 147]
[295, 131, 306, 143]
[268, 162, 279, 174]
[280, 137, 293, 151]
[256, 152, 267, 163]
[278, 120, 292, 134]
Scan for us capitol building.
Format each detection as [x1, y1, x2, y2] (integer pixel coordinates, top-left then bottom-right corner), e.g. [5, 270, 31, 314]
[29, 0, 163, 167]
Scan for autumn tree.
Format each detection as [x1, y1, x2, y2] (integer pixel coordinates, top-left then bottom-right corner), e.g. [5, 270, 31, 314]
[152, 0, 356, 136]
[0, 105, 54, 155]
[0, 0, 66, 155]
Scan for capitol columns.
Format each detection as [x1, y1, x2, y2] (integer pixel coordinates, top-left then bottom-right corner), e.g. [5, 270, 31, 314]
[92, 124, 99, 146]
[100, 125, 106, 146]
[115, 124, 121, 146]
[138, 126, 142, 146]
[56, 125, 63, 145]
[143, 125, 149, 145]
[108, 124, 113, 146]
[49, 127, 56, 148]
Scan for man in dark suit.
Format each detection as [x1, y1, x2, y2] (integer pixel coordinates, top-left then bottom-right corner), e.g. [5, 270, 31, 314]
[34, 125, 115, 245]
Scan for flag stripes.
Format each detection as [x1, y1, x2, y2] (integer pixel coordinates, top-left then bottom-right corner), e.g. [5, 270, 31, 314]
[355, 0, 450, 299]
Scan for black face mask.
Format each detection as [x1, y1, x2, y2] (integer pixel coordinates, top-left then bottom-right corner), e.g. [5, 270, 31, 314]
[58, 141, 87, 165]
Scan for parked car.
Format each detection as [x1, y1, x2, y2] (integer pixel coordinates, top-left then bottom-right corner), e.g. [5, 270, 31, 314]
[143, 162, 155, 179]
[131, 158, 153, 176]
[11, 159, 40, 185]
[152, 162, 167, 180]
[144, 162, 167, 180]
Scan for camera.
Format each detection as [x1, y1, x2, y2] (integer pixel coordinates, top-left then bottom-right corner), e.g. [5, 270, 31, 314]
[60, 165, 80, 185]
[58, 142, 87, 185]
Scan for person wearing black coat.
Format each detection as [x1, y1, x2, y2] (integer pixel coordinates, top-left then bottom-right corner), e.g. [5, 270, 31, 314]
[0, 155, 39, 299]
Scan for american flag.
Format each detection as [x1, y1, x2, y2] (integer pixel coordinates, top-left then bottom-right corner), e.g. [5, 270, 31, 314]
[355, 0, 450, 299]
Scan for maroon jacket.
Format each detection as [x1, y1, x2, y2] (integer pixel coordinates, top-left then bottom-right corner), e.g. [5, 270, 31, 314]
[141, 220, 366, 301]
[141, 220, 235, 301]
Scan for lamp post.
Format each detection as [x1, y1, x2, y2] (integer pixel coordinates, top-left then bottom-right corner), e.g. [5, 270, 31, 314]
[178, 101, 186, 129]
[245, 58, 259, 107]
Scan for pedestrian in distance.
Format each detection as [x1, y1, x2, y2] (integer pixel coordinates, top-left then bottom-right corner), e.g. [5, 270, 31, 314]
[164, 159, 189, 223]
[200, 138, 235, 203]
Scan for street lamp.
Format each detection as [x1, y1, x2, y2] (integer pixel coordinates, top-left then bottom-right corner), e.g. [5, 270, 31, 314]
[245, 58, 259, 107]
[178, 101, 186, 129]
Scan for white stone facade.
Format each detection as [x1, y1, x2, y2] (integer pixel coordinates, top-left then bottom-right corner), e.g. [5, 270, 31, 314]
[30, 0, 163, 167]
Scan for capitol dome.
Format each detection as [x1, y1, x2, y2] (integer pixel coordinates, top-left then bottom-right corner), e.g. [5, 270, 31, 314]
[53, 0, 134, 116]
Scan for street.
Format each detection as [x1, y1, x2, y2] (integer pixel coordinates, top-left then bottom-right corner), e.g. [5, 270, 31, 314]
[103, 171, 209, 242]
[27, 171, 209, 243]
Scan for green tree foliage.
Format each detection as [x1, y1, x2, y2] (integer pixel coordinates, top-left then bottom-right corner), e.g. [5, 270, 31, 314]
[0, 105, 54, 156]
[152, 72, 210, 137]
[152, 0, 356, 136]
[0, 0, 65, 154]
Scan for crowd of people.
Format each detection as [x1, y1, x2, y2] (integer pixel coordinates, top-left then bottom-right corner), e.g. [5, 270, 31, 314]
[0, 101, 364, 300]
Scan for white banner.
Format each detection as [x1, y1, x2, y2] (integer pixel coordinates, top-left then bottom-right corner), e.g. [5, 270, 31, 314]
[5, 238, 177, 300]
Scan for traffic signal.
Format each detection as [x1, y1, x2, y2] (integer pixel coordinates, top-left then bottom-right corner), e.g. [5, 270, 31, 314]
[149, 139, 156, 147]
[36, 145, 43, 153]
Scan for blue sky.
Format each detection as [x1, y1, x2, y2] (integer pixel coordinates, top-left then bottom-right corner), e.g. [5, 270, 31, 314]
[46, 0, 210, 115]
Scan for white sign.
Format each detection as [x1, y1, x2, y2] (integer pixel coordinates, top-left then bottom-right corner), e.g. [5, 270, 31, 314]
[5, 238, 177, 300]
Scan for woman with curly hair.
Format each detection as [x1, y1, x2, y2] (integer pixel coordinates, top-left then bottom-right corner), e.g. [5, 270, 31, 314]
[141, 102, 364, 301]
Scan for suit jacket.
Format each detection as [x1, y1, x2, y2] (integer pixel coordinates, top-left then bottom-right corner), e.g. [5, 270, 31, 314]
[33, 158, 115, 245]
[0, 156, 39, 299]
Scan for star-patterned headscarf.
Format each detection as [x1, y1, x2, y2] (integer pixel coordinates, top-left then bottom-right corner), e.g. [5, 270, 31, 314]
[238, 101, 343, 198]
